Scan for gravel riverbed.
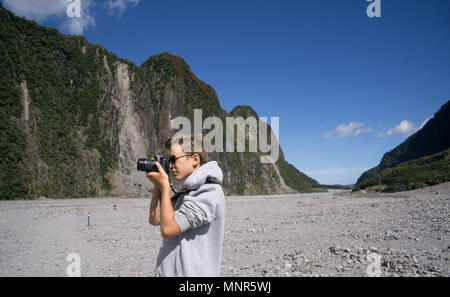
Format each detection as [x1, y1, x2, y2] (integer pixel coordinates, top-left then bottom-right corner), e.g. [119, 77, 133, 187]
[0, 182, 449, 277]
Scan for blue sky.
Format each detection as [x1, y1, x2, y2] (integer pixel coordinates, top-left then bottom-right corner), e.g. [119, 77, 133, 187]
[3, 0, 449, 185]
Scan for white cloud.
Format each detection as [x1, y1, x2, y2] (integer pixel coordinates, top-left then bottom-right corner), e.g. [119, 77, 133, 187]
[62, 12, 95, 35]
[3, 0, 96, 35]
[377, 117, 432, 138]
[2, 0, 141, 35]
[378, 120, 416, 137]
[104, 0, 140, 16]
[324, 122, 372, 139]
[2, 0, 66, 21]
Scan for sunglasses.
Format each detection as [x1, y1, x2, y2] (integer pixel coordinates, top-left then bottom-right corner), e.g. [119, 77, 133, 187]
[168, 153, 193, 164]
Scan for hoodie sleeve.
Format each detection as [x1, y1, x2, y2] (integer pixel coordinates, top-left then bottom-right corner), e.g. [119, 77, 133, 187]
[174, 185, 219, 233]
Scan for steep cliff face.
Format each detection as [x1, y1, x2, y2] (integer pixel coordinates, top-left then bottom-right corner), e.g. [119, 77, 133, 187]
[356, 100, 450, 187]
[0, 5, 320, 199]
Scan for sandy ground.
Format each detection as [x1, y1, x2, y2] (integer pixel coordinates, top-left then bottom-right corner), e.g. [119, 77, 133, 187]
[0, 183, 449, 277]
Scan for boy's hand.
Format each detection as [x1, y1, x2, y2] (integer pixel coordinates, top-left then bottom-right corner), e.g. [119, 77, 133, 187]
[146, 162, 170, 190]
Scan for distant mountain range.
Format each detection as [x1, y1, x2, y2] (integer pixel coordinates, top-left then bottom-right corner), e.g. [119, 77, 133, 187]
[354, 100, 450, 192]
[0, 5, 324, 200]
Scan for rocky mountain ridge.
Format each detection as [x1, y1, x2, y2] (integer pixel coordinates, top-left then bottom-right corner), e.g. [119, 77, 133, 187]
[0, 5, 321, 199]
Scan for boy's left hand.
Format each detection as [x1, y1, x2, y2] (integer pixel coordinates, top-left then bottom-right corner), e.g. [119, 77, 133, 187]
[146, 162, 170, 190]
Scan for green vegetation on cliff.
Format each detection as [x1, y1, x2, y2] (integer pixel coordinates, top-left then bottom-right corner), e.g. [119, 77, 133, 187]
[0, 5, 321, 199]
[353, 148, 450, 193]
[142, 53, 225, 120]
[0, 6, 115, 199]
[356, 101, 450, 186]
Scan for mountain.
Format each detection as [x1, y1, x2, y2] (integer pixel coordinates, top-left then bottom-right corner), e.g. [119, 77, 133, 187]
[0, 5, 321, 200]
[354, 148, 450, 192]
[354, 100, 450, 192]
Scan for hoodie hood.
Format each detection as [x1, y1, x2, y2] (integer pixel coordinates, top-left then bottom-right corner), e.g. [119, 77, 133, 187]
[182, 161, 223, 191]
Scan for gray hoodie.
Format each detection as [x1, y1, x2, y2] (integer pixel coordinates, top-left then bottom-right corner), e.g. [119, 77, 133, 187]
[155, 161, 226, 277]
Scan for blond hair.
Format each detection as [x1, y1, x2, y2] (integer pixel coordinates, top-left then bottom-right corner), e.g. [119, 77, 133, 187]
[164, 134, 209, 165]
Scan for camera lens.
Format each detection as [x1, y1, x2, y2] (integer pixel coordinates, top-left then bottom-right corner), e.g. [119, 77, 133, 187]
[137, 158, 156, 172]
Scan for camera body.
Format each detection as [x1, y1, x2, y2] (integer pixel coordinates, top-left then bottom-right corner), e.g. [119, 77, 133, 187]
[137, 155, 170, 174]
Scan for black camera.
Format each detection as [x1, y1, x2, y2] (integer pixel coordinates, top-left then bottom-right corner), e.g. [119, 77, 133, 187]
[137, 155, 170, 174]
